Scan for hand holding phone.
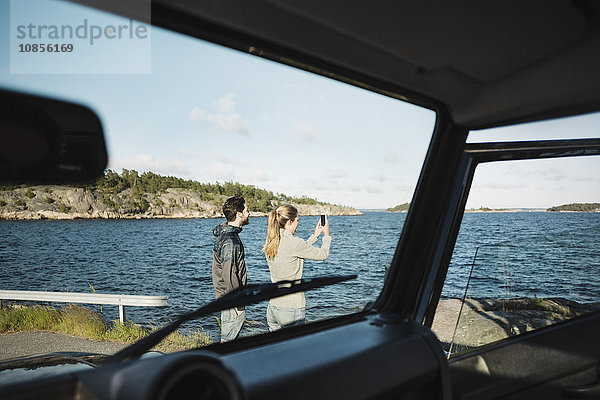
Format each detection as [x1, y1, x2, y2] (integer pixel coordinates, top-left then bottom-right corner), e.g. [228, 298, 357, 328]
[315, 215, 327, 237]
[321, 215, 330, 236]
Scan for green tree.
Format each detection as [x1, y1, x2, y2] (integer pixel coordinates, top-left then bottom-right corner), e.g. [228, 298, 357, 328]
[387, 202, 410, 212]
[26, 169, 347, 216]
[548, 202, 600, 212]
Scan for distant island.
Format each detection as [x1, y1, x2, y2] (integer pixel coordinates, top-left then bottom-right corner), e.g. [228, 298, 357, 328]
[464, 203, 600, 213]
[466, 206, 510, 212]
[0, 170, 362, 220]
[387, 202, 410, 212]
[547, 203, 600, 212]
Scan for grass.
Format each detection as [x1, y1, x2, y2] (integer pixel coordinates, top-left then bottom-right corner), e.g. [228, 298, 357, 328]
[153, 328, 212, 353]
[498, 296, 550, 312]
[0, 304, 212, 352]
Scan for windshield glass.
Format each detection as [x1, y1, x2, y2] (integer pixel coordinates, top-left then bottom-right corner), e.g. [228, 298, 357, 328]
[0, 0, 435, 355]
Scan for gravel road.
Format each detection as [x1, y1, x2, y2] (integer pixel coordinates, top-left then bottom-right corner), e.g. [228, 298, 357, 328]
[0, 331, 126, 361]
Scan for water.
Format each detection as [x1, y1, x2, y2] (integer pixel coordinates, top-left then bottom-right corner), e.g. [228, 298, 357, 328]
[1, 212, 598, 340]
[443, 212, 600, 303]
[0, 213, 401, 339]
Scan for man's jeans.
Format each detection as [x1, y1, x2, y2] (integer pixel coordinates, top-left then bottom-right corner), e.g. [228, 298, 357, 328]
[266, 303, 306, 332]
[221, 308, 245, 342]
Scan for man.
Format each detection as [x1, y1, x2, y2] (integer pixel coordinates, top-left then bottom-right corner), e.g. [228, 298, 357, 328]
[212, 195, 249, 342]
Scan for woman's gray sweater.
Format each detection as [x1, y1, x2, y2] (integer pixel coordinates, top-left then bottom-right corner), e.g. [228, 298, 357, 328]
[267, 229, 331, 309]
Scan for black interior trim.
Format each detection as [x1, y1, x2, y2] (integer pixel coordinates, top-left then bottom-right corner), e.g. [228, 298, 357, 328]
[376, 115, 469, 320]
[449, 311, 600, 399]
[466, 138, 600, 163]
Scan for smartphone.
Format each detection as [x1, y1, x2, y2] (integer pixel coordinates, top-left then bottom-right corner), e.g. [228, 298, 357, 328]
[320, 214, 326, 226]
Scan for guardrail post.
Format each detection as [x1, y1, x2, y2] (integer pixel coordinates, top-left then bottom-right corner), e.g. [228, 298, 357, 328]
[119, 305, 125, 323]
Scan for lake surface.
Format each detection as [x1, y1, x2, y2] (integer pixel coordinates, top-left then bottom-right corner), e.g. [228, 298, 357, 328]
[1, 211, 598, 340]
[447, 212, 600, 304]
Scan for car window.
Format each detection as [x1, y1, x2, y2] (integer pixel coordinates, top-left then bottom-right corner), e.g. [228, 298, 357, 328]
[432, 151, 600, 356]
[0, 0, 435, 352]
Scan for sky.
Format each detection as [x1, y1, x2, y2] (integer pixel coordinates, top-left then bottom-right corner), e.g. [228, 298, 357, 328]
[1, 0, 599, 210]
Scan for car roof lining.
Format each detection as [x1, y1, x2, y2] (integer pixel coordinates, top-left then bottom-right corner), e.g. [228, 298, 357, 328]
[72, 0, 600, 129]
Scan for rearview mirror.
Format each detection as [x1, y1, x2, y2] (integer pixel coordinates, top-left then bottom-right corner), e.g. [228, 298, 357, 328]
[0, 88, 107, 183]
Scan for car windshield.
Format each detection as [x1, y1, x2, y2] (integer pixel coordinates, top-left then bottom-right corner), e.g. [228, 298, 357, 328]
[0, 0, 435, 357]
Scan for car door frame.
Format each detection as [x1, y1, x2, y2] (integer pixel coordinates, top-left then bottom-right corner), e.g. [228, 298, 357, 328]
[405, 135, 600, 399]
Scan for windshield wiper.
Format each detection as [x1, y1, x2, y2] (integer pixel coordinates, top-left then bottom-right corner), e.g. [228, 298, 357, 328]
[106, 274, 357, 363]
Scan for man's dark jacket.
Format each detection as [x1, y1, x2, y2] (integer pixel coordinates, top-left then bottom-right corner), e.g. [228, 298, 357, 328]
[212, 222, 247, 310]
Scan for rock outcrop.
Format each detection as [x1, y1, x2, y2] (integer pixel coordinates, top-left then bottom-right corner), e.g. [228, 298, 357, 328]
[0, 186, 362, 220]
[431, 297, 600, 353]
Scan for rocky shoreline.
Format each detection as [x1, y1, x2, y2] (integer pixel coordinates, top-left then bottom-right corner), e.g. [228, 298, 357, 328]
[431, 297, 600, 353]
[0, 186, 362, 220]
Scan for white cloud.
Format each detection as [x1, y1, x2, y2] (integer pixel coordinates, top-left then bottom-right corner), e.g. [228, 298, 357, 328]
[292, 122, 319, 142]
[213, 151, 244, 166]
[471, 180, 522, 191]
[242, 169, 271, 182]
[347, 184, 364, 192]
[291, 177, 333, 192]
[215, 95, 236, 114]
[188, 107, 206, 121]
[111, 154, 189, 176]
[385, 152, 401, 163]
[206, 164, 272, 183]
[319, 181, 385, 194]
[533, 166, 597, 183]
[364, 185, 385, 194]
[394, 183, 413, 192]
[369, 174, 387, 183]
[207, 163, 234, 180]
[326, 169, 349, 179]
[189, 94, 250, 135]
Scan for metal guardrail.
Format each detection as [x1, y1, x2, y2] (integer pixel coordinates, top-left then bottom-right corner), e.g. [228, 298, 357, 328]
[0, 290, 168, 323]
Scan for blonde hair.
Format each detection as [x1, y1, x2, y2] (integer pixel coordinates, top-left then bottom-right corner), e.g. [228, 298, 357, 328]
[262, 204, 298, 260]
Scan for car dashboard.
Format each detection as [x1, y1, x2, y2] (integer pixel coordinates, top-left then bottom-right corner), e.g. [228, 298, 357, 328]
[2, 313, 448, 400]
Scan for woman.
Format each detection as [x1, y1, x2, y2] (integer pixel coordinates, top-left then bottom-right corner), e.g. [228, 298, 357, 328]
[262, 205, 331, 331]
